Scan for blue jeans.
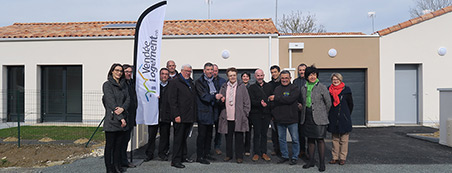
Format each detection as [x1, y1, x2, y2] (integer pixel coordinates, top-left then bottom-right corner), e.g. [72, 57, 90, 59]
[277, 123, 300, 160]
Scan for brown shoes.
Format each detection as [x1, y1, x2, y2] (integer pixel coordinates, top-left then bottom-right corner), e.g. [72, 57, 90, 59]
[329, 160, 338, 164]
[223, 157, 232, 162]
[339, 160, 346, 165]
[252, 154, 259, 161]
[215, 149, 222, 155]
[236, 158, 243, 163]
[262, 153, 271, 161]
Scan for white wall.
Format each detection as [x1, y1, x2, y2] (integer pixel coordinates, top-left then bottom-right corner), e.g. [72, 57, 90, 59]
[0, 35, 278, 124]
[379, 12, 452, 126]
[161, 36, 279, 80]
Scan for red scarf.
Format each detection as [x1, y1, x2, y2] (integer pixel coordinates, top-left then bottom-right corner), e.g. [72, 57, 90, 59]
[329, 82, 345, 107]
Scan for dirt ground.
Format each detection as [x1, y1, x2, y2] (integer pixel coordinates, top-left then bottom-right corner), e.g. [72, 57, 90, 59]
[0, 143, 94, 168]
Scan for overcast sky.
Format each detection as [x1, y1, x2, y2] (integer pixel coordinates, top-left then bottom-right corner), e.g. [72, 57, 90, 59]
[1, 0, 418, 34]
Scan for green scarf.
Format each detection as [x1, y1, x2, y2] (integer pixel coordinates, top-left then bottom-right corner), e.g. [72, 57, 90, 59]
[306, 78, 319, 108]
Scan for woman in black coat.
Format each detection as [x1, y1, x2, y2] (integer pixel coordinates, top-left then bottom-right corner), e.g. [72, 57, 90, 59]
[102, 63, 129, 173]
[327, 73, 353, 166]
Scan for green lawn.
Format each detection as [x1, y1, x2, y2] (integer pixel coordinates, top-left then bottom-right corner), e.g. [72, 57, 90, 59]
[0, 126, 105, 141]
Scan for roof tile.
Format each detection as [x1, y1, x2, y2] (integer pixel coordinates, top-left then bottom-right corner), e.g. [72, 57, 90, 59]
[377, 5, 452, 36]
[0, 19, 278, 39]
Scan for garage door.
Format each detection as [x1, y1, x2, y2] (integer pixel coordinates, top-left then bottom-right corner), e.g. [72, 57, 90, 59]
[317, 69, 366, 125]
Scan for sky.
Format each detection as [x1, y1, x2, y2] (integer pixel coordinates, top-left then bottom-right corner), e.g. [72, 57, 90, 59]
[0, 0, 419, 34]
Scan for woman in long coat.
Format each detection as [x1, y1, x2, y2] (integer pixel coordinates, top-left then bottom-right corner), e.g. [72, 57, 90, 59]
[327, 73, 354, 165]
[102, 63, 129, 173]
[216, 67, 251, 164]
[300, 65, 331, 172]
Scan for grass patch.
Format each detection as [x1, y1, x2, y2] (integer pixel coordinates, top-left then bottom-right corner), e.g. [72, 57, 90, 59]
[0, 126, 105, 141]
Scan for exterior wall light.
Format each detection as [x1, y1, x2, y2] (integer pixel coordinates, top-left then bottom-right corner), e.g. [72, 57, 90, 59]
[438, 47, 447, 56]
[222, 50, 230, 59]
[328, 48, 337, 58]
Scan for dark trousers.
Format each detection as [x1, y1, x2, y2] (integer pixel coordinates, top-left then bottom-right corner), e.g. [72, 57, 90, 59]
[145, 125, 159, 159]
[158, 122, 171, 158]
[214, 120, 222, 150]
[298, 123, 307, 154]
[271, 120, 280, 154]
[250, 115, 271, 155]
[226, 121, 244, 159]
[105, 131, 126, 171]
[172, 123, 193, 164]
[120, 128, 132, 165]
[196, 124, 213, 159]
[244, 119, 252, 153]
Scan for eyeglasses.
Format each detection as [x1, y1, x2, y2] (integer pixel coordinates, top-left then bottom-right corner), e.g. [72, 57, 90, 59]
[124, 71, 132, 74]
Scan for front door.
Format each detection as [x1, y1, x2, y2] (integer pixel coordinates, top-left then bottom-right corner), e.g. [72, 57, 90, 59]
[41, 66, 82, 122]
[395, 64, 418, 124]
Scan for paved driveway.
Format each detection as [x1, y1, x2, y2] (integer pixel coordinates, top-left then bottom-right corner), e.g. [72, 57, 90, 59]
[3, 126, 452, 173]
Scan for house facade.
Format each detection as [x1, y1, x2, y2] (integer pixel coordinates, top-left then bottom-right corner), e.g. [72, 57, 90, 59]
[377, 6, 452, 126]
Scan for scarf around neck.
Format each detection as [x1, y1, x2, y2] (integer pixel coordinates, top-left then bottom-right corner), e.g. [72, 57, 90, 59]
[329, 82, 345, 107]
[306, 78, 319, 108]
[227, 81, 237, 106]
[204, 74, 217, 95]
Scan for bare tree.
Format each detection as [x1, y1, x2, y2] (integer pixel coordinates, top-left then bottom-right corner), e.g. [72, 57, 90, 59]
[409, 0, 452, 17]
[277, 11, 326, 33]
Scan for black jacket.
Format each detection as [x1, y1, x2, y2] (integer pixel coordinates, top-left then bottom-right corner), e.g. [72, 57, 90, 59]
[102, 76, 130, 132]
[125, 79, 137, 128]
[327, 86, 354, 134]
[271, 83, 300, 124]
[293, 77, 306, 90]
[268, 78, 281, 94]
[248, 81, 272, 118]
[159, 82, 172, 123]
[168, 74, 197, 123]
[195, 74, 221, 125]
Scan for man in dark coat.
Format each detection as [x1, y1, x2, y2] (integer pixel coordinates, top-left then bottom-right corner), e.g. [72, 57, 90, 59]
[213, 64, 227, 155]
[157, 68, 171, 161]
[269, 70, 301, 165]
[248, 69, 273, 162]
[268, 65, 281, 156]
[292, 63, 308, 159]
[169, 64, 197, 169]
[195, 62, 220, 164]
[120, 64, 137, 168]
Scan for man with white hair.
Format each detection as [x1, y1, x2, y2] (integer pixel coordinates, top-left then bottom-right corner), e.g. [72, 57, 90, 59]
[168, 64, 196, 169]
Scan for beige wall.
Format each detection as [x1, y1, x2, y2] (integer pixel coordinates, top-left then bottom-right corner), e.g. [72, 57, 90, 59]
[279, 36, 380, 124]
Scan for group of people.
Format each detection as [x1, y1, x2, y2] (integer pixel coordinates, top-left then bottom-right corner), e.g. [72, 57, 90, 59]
[102, 60, 354, 173]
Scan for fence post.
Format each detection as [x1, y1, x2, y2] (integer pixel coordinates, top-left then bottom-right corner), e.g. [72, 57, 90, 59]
[85, 117, 105, 148]
[16, 90, 20, 148]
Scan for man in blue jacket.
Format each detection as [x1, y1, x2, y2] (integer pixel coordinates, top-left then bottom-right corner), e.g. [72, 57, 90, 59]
[195, 62, 220, 164]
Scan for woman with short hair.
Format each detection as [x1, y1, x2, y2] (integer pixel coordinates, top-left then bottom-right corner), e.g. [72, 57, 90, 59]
[327, 73, 354, 165]
[216, 67, 251, 164]
[300, 65, 331, 172]
[102, 63, 129, 173]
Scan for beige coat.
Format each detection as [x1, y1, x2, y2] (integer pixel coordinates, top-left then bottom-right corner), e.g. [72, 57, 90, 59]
[218, 81, 250, 133]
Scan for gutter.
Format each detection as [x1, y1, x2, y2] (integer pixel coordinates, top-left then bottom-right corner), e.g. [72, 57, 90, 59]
[278, 34, 380, 38]
[0, 34, 279, 42]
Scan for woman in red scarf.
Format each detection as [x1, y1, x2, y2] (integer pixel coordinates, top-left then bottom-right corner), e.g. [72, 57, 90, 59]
[327, 73, 354, 166]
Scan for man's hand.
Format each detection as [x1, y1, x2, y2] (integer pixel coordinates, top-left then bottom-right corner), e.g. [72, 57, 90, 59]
[175, 116, 181, 123]
[215, 94, 223, 100]
[261, 100, 267, 107]
[298, 103, 303, 111]
[268, 95, 275, 101]
[221, 97, 225, 103]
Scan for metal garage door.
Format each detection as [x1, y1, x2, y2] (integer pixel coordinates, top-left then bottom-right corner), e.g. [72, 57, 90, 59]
[317, 69, 366, 125]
